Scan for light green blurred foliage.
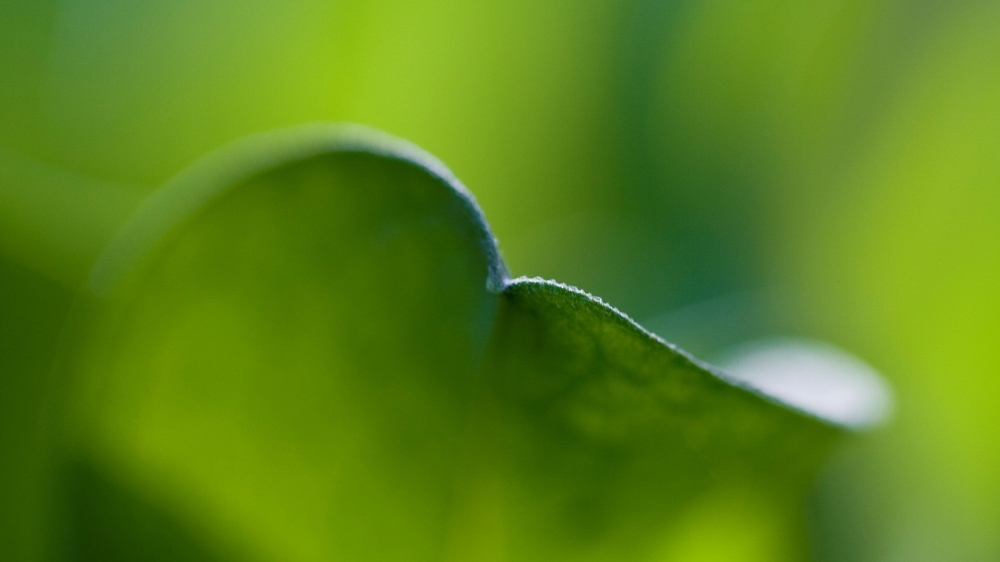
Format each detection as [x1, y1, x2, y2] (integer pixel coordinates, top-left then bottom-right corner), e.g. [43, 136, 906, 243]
[786, 6, 1000, 560]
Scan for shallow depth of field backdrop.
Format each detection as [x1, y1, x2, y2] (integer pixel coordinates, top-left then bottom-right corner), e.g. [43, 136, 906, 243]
[2, 0, 999, 561]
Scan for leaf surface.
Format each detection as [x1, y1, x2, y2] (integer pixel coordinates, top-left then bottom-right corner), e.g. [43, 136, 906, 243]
[56, 125, 886, 562]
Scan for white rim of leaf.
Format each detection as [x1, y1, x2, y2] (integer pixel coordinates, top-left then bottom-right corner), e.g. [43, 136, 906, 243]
[717, 338, 894, 430]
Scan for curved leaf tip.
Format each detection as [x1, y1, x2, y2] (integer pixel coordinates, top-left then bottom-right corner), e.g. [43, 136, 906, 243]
[503, 277, 892, 432]
[719, 338, 894, 430]
[87, 123, 509, 297]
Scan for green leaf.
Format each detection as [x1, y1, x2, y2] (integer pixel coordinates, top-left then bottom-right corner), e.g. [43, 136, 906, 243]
[53, 124, 887, 562]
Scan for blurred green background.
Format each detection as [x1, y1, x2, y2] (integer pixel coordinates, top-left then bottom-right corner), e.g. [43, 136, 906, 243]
[3, 0, 1000, 560]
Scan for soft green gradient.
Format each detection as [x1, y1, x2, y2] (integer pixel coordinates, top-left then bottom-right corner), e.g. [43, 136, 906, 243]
[2, 0, 999, 560]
